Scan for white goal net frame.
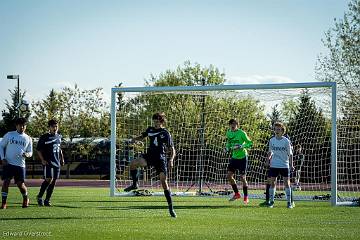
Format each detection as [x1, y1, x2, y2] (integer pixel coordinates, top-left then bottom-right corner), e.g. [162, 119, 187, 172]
[110, 82, 358, 206]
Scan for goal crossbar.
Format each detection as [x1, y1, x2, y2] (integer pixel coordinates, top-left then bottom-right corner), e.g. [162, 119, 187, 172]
[110, 82, 347, 206]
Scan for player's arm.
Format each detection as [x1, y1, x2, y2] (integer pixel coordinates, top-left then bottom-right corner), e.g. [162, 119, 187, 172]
[60, 149, 65, 166]
[224, 131, 232, 153]
[241, 131, 253, 149]
[289, 154, 294, 171]
[0, 133, 9, 165]
[287, 141, 294, 171]
[23, 137, 33, 158]
[37, 150, 47, 165]
[266, 151, 272, 167]
[266, 140, 272, 167]
[130, 130, 148, 143]
[168, 146, 176, 168]
[36, 137, 47, 165]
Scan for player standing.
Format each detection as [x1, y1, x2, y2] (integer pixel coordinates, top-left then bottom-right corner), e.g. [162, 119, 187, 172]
[36, 119, 64, 206]
[293, 144, 305, 191]
[266, 122, 294, 208]
[0, 118, 33, 209]
[262, 133, 292, 206]
[123, 112, 177, 217]
[225, 119, 253, 204]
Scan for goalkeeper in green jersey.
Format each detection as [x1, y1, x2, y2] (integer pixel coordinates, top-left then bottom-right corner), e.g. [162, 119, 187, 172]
[225, 119, 253, 204]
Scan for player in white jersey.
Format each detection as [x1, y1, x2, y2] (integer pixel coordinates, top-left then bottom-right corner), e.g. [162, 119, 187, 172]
[266, 122, 294, 208]
[0, 118, 33, 209]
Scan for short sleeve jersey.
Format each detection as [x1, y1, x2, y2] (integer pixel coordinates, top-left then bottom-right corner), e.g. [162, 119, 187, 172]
[142, 127, 173, 159]
[37, 133, 62, 167]
[268, 136, 293, 168]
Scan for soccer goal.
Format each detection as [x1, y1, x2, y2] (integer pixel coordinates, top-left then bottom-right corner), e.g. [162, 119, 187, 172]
[110, 82, 359, 206]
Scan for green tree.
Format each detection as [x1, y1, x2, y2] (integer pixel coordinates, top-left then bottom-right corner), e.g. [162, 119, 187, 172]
[29, 86, 109, 138]
[316, 0, 360, 106]
[267, 104, 282, 127]
[27, 89, 63, 137]
[316, 0, 360, 183]
[0, 87, 28, 136]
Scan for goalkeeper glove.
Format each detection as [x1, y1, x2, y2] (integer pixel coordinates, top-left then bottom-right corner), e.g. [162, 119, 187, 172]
[233, 144, 243, 150]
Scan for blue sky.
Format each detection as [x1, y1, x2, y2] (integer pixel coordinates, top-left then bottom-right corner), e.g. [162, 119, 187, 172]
[0, 0, 350, 112]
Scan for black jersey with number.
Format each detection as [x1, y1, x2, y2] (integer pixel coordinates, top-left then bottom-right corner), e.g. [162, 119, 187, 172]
[36, 133, 62, 167]
[141, 127, 173, 160]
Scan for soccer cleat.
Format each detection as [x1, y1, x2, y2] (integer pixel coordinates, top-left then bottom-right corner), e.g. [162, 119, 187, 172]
[124, 184, 138, 192]
[268, 201, 274, 208]
[259, 201, 270, 207]
[229, 192, 241, 201]
[1, 203, 7, 209]
[22, 197, 30, 208]
[169, 208, 177, 218]
[292, 201, 296, 208]
[243, 196, 249, 204]
[44, 200, 52, 207]
[287, 202, 293, 209]
[37, 197, 44, 206]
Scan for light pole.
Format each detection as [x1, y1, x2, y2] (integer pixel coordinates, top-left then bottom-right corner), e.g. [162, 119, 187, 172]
[7, 74, 20, 117]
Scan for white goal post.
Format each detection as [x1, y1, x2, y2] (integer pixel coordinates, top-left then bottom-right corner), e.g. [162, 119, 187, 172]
[110, 82, 359, 206]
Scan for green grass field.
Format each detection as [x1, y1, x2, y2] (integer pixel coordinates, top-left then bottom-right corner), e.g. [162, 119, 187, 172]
[1, 187, 359, 240]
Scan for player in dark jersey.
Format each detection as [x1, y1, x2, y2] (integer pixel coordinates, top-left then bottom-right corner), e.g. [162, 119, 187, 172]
[292, 144, 305, 191]
[124, 112, 177, 217]
[36, 119, 64, 206]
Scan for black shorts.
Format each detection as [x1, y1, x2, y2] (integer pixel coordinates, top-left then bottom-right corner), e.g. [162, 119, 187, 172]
[2, 164, 26, 183]
[227, 157, 248, 175]
[43, 165, 60, 179]
[268, 167, 290, 178]
[143, 153, 167, 175]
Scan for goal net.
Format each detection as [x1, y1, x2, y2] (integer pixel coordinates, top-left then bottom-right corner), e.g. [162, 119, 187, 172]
[110, 82, 359, 206]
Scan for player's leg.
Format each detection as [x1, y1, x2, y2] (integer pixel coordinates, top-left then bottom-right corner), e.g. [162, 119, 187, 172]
[37, 165, 52, 206]
[295, 170, 300, 186]
[124, 157, 147, 192]
[227, 159, 240, 201]
[284, 172, 293, 209]
[1, 165, 12, 209]
[159, 170, 176, 218]
[260, 171, 271, 206]
[16, 181, 29, 208]
[44, 167, 60, 206]
[268, 168, 278, 208]
[1, 179, 11, 209]
[239, 157, 249, 204]
[14, 165, 29, 208]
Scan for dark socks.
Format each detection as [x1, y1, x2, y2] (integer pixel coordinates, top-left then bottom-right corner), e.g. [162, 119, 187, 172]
[38, 180, 50, 198]
[45, 181, 56, 201]
[2, 192, 8, 204]
[266, 184, 270, 202]
[164, 189, 173, 208]
[130, 169, 138, 186]
[243, 186, 248, 197]
[231, 184, 239, 194]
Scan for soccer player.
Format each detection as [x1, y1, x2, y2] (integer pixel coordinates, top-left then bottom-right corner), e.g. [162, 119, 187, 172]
[225, 119, 253, 204]
[266, 122, 294, 208]
[0, 118, 33, 209]
[262, 133, 292, 206]
[293, 144, 305, 191]
[123, 112, 177, 217]
[36, 119, 64, 206]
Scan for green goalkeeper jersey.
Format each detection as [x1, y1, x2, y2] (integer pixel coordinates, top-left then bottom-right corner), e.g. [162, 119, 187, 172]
[226, 129, 253, 159]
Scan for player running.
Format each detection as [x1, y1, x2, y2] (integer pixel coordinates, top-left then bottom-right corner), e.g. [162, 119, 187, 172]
[266, 122, 294, 208]
[123, 112, 177, 218]
[0, 118, 33, 209]
[225, 119, 253, 204]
